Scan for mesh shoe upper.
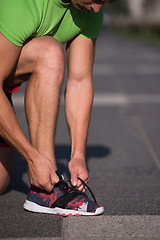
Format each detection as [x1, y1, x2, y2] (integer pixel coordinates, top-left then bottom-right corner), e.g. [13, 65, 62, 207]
[27, 185, 64, 208]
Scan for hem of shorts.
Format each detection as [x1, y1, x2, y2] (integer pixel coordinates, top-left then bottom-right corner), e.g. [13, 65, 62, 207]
[4, 85, 21, 93]
[0, 142, 11, 147]
[0, 24, 23, 47]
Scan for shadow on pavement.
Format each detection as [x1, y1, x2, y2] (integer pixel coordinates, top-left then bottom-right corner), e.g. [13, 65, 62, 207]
[6, 144, 111, 194]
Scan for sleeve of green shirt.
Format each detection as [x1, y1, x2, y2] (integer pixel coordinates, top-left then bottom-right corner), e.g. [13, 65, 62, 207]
[80, 9, 103, 39]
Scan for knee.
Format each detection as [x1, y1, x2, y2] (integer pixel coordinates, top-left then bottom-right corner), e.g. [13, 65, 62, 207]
[0, 175, 10, 195]
[35, 37, 65, 83]
[0, 162, 11, 194]
[0, 147, 14, 195]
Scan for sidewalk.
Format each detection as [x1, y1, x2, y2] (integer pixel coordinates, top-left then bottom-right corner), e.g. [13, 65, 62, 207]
[1, 29, 160, 240]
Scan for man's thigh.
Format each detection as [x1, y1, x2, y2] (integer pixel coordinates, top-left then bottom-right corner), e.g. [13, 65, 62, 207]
[3, 37, 38, 88]
[4, 36, 64, 89]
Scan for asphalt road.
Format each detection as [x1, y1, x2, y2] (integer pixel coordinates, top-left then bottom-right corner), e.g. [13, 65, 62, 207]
[0, 28, 160, 240]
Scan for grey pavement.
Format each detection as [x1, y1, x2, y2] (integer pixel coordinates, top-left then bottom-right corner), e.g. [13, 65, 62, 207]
[1, 29, 160, 239]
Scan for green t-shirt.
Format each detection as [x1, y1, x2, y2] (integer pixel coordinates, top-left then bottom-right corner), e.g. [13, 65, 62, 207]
[0, 0, 103, 46]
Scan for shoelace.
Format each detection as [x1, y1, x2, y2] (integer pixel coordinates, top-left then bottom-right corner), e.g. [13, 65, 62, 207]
[78, 177, 97, 204]
[58, 177, 97, 204]
[58, 180, 75, 194]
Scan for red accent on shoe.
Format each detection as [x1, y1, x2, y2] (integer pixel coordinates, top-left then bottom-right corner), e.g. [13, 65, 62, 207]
[68, 213, 73, 216]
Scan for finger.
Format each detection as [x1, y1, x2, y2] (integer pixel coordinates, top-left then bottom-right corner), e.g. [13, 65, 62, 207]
[71, 171, 78, 187]
[77, 183, 86, 192]
[77, 185, 84, 192]
[77, 186, 87, 192]
[85, 177, 89, 184]
[77, 177, 89, 192]
[76, 178, 83, 188]
[44, 182, 54, 193]
[50, 171, 60, 186]
[77, 176, 89, 188]
[78, 174, 89, 183]
[82, 187, 87, 193]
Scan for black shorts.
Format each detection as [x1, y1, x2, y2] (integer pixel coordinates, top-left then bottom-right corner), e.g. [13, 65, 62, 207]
[0, 91, 13, 147]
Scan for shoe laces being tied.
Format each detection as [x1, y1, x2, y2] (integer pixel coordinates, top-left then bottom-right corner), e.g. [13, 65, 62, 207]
[58, 175, 97, 204]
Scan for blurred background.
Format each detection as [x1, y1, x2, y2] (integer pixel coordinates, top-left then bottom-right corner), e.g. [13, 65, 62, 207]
[104, 0, 160, 44]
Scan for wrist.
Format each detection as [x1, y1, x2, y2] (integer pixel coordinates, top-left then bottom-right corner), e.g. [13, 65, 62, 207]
[24, 146, 39, 164]
[70, 152, 86, 162]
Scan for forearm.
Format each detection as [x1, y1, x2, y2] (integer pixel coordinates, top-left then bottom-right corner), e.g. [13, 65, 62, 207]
[65, 76, 93, 160]
[0, 89, 35, 162]
[65, 36, 95, 189]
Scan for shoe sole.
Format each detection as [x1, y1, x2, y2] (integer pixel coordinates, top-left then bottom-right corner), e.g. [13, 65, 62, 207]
[23, 200, 104, 216]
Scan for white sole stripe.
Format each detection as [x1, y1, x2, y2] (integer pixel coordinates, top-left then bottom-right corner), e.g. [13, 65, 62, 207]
[23, 200, 104, 216]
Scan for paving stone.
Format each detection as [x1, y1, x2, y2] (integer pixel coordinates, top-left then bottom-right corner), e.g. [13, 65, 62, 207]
[0, 211, 63, 238]
[65, 215, 160, 239]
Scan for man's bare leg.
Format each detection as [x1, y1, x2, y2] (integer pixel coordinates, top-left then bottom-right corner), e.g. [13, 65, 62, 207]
[0, 147, 14, 194]
[0, 33, 21, 194]
[0, 33, 59, 192]
[0, 91, 14, 194]
[24, 36, 65, 169]
[0, 36, 65, 193]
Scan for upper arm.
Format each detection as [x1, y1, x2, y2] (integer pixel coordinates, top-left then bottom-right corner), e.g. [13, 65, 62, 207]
[66, 36, 96, 80]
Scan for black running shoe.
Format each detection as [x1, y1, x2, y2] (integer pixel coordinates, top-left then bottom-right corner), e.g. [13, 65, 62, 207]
[23, 176, 104, 216]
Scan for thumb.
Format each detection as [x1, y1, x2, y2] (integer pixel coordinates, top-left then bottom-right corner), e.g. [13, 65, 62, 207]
[45, 182, 54, 193]
[71, 171, 78, 187]
[50, 171, 60, 186]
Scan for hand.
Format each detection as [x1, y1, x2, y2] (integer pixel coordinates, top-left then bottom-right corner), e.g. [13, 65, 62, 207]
[27, 152, 59, 192]
[68, 158, 89, 192]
